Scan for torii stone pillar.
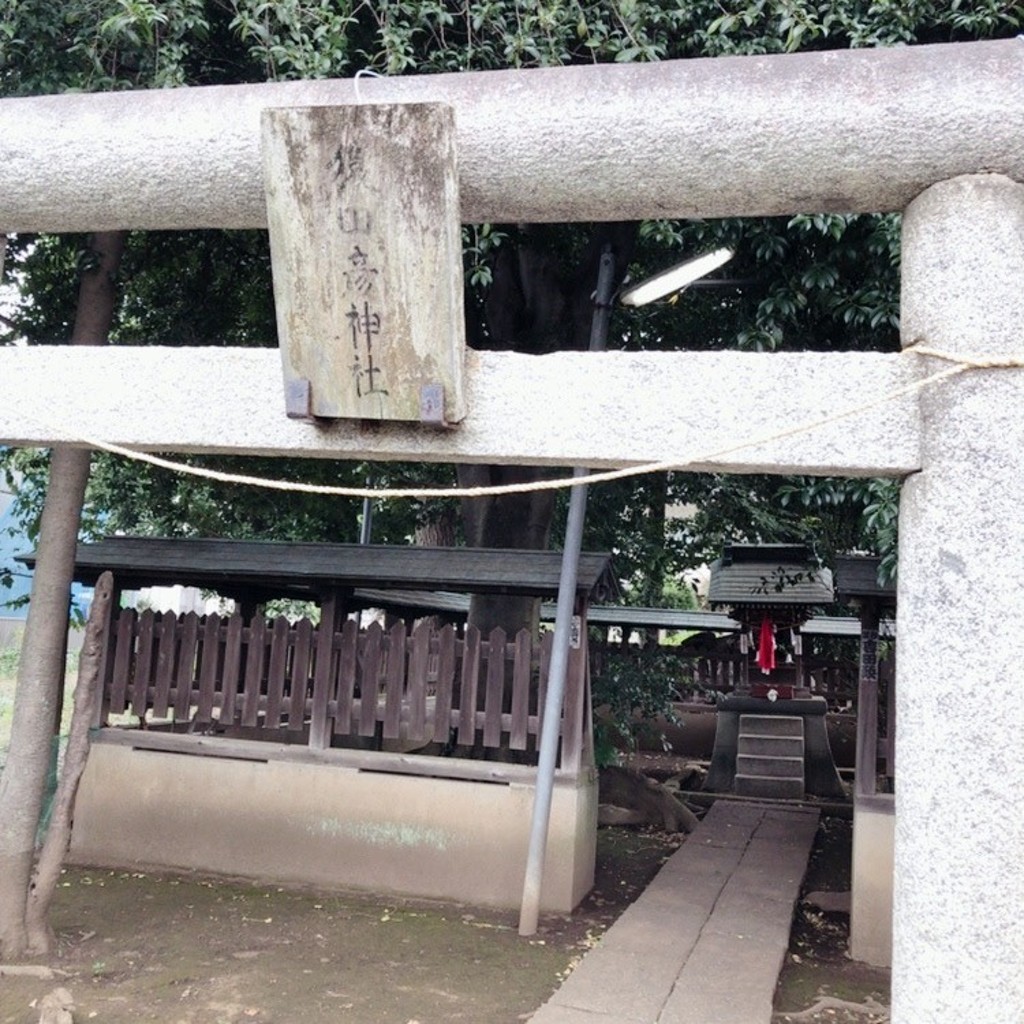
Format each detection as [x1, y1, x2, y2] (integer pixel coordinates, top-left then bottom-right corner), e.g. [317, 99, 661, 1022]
[897, 174, 1024, 1023]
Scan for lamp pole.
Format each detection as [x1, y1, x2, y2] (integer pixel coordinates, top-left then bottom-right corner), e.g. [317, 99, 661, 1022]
[518, 245, 616, 936]
[517, 242, 734, 935]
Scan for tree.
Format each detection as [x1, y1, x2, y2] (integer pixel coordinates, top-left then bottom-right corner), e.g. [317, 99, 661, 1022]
[0, 0, 217, 958]
[6, 1, 1017, 602]
[0, 231, 125, 957]
[457, 221, 636, 633]
[3, 1, 1013, 631]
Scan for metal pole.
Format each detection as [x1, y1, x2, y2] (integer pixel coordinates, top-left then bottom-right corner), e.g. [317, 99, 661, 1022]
[359, 477, 374, 545]
[518, 246, 616, 936]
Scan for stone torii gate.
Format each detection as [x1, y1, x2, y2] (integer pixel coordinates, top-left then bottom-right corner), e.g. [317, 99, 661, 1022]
[1, 38, 1023, 1024]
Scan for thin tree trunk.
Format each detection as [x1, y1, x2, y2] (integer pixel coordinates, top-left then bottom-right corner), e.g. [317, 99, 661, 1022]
[25, 571, 113, 953]
[0, 231, 125, 959]
[0, 449, 92, 956]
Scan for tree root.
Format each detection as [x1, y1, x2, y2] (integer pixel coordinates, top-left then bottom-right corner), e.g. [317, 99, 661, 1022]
[598, 766, 699, 833]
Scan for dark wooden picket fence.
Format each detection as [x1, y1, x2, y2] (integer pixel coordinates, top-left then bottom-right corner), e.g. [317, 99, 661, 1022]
[671, 654, 858, 707]
[97, 609, 587, 771]
[591, 649, 858, 708]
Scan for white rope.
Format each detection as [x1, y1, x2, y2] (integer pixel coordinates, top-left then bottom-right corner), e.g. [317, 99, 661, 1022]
[18, 343, 1009, 502]
[353, 68, 384, 103]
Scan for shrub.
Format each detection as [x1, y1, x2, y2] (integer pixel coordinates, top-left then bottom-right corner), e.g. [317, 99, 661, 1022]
[591, 646, 684, 767]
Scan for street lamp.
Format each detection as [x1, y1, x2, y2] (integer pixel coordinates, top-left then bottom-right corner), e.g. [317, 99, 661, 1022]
[519, 241, 736, 936]
[619, 245, 735, 307]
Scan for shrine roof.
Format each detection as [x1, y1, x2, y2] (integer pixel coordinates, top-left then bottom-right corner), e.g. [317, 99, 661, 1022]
[355, 589, 878, 635]
[707, 543, 834, 610]
[19, 536, 620, 604]
[834, 554, 896, 605]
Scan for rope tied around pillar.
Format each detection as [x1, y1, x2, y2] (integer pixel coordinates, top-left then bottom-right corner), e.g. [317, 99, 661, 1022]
[906, 341, 1024, 372]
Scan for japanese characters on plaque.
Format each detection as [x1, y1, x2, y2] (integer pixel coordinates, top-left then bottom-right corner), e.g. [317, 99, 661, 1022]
[329, 139, 388, 402]
[334, 184, 386, 397]
[262, 102, 466, 423]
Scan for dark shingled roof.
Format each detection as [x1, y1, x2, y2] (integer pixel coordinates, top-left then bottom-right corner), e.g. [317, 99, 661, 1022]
[19, 536, 619, 603]
[355, 590, 872, 636]
[834, 555, 896, 605]
[707, 543, 834, 610]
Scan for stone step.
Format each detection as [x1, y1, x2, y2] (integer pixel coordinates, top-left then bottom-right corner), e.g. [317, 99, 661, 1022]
[738, 733, 805, 759]
[736, 753, 805, 779]
[734, 773, 805, 799]
[739, 713, 804, 737]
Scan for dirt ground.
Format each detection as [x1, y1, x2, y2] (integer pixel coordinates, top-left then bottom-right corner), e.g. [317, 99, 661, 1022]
[772, 814, 891, 1024]
[1, 826, 679, 1024]
[0, 811, 890, 1024]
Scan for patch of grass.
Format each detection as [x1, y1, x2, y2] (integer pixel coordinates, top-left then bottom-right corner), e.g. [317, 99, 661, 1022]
[0, 647, 80, 773]
[0, 665, 16, 770]
[0, 645, 19, 677]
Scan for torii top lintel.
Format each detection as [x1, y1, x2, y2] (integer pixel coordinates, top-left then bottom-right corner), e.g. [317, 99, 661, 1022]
[1, 39, 1023, 234]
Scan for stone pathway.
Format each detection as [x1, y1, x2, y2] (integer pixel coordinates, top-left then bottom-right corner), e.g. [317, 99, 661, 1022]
[529, 800, 819, 1024]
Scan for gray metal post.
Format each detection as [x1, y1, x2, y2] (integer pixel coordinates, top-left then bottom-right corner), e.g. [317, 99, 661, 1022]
[359, 477, 374, 545]
[519, 248, 616, 936]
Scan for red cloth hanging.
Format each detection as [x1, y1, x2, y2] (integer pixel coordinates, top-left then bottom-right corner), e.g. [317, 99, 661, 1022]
[756, 615, 775, 674]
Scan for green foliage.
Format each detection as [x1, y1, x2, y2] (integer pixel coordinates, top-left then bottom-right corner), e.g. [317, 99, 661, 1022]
[0, 0, 216, 95]
[860, 480, 900, 584]
[462, 222, 509, 288]
[0, 646, 18, 677]
[660, 576, 698, 612]
[230, 0, 358, 80]
[776, 476, 900, 580]
[591, 645, 683, 765]
[0, 644, 78, 680]
[264, 598, 321, 623]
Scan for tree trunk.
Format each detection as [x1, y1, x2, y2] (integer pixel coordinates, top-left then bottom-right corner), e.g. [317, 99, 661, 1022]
[458, 463, 558, 636]
[25, 571, 113, 954]
[460, 223, 636, 636]
[0, 231, 125, 959]
[0, 448, 92, 956]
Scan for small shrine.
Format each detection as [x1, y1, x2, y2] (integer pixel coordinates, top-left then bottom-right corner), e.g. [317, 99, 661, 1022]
[703, 543, 846, 799]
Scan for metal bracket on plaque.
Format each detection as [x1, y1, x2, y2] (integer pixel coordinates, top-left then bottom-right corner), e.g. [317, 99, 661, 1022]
[284, 377, 313, 421]
[262, 103, 467, 425]
[419, 383, 446, 426]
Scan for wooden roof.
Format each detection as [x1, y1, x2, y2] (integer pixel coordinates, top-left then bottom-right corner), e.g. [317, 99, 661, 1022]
[707, 543, 834, 609]
[20, 536, 619, 603]
[834, 554, 896, 604]
[357, 588, 882, 636]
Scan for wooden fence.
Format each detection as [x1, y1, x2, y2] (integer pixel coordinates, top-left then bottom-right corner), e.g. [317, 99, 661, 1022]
[97, 609, 588, 771]
[672, 656, 858, 707]
[592, 649, 859, 709]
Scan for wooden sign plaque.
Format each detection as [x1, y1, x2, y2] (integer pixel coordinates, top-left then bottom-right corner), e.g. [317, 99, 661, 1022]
[262, 103, 466, 423]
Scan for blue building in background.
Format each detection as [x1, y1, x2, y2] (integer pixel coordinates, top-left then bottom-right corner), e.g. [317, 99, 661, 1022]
[1, 471, 92, 628]
[0, 479, 32, 617]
